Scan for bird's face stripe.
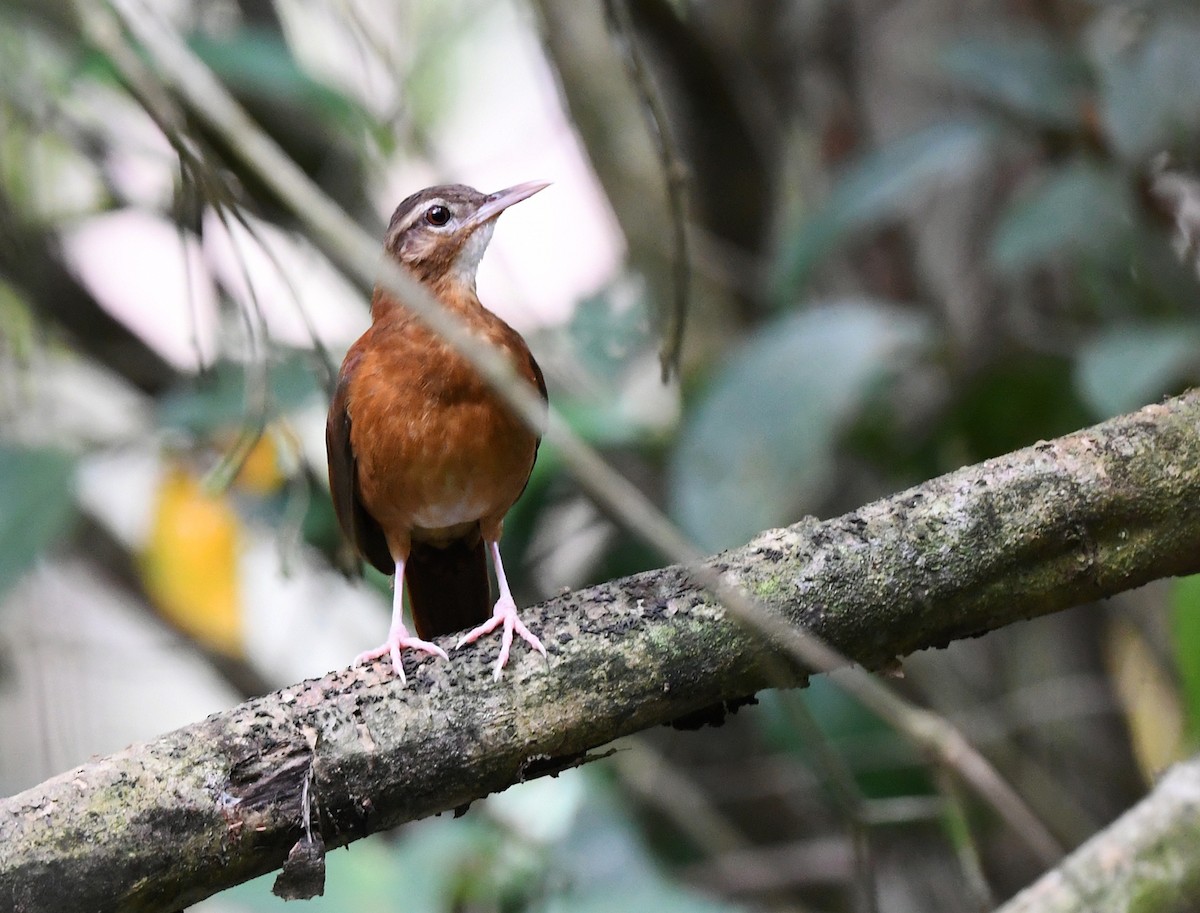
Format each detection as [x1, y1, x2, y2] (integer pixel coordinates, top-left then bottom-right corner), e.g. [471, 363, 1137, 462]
[386, 197, 450, 250]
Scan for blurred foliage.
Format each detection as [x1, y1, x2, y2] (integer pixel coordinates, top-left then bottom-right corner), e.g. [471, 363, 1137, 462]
[775, 120, 998, 299]
[1171, 575, 1200, 749]
[4, 0, 1200, 910]
[0, 446, 78, 599]
[989, 163, 1137, 276]
[758, 683, 929, 800]
[932, 356, 1091, 463]
[1094, 10, 1200, 162]
[1105, 616, 1186, 781]
[1076, 323, 1200, 418]
[189, 29, 372, 139]
[140, 463, 244, 657]
[157, 353, 321, 434]
[939, 33, 1092, 129]
[671, 300, 931, 550]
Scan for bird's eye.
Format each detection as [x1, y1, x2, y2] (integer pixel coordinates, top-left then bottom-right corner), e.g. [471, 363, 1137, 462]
[425, 205, 451, 226]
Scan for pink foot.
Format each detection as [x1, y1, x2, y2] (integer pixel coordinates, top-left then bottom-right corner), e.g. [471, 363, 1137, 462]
[353, 626, 448, 684]
[455, 597, 547, 681]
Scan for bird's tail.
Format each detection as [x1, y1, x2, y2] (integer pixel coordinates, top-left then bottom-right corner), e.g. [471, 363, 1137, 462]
[406, 534, 491, 639]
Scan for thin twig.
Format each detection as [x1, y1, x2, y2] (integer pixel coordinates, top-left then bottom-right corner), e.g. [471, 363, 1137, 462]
[222, 205, 339, 398]
[201, 200, 271, 495]
[775, 690, 878, 913]
[270, 419, 311, 576]
[602, 0, 692, 381]
[704, 573, 1065, 866]
[934, 767, 995, 912]
[225, 206, 340, 395]
[172, 165, 208, 373]
[86, 0, 1061, 866]
[612, 739, 749, 856]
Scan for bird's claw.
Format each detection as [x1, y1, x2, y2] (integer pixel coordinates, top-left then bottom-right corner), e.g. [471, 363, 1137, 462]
[353, 630, 449, 684]
[456, 598, 547, 680]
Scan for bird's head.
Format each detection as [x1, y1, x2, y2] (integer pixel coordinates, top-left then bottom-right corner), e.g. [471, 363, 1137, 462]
[383, 181, 549, 290]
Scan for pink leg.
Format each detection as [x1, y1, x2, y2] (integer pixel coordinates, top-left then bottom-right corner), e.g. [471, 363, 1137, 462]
[455, 540, 547, 680]
[353, 556, 448, 683]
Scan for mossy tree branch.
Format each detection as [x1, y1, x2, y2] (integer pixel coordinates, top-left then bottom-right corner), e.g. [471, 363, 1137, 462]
[2, 392, 1200, 912]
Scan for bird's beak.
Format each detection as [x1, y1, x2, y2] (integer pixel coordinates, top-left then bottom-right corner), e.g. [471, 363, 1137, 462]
[466, 180, 551, 228]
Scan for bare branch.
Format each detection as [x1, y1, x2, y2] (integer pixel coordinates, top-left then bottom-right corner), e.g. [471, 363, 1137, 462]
[602, 0, 693, 380]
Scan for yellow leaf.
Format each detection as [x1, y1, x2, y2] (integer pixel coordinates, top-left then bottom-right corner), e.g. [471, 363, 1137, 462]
[1105, 617, 1185, 782]
[141, 465, 243, 657]
[233, 432, 284, 495]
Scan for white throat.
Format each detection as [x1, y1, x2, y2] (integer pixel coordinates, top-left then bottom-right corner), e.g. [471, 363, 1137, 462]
[450, 221, 496, 286]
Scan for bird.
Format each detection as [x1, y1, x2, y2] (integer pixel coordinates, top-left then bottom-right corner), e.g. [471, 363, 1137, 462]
[326, 181, 550, 682]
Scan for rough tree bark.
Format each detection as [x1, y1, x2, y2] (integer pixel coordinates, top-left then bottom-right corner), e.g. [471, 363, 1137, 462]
[2, 391, 1200, 913]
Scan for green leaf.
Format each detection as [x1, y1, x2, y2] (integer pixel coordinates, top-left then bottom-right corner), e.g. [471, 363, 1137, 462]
[775, 121, 997, 297]
[0, 446, 78, 598]
[1092, 12, 1200, 161]
[940, 34, 1091, 127]
[830, 122, 997, 226]
[1075, 323, 1200, 418]
[566, 285, 654, 378]
[189, 29, 367, 133]
[669, 301, 931, 551]
[990, 162, 1134, 275]
[553, 285, 660, 445]
[1172, 574, 1200, 747]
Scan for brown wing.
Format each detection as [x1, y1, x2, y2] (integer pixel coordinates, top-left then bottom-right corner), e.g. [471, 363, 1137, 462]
[326, 352, 393, 575]
[516, 347, 548, 499]
[528, 348, 548, 408]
